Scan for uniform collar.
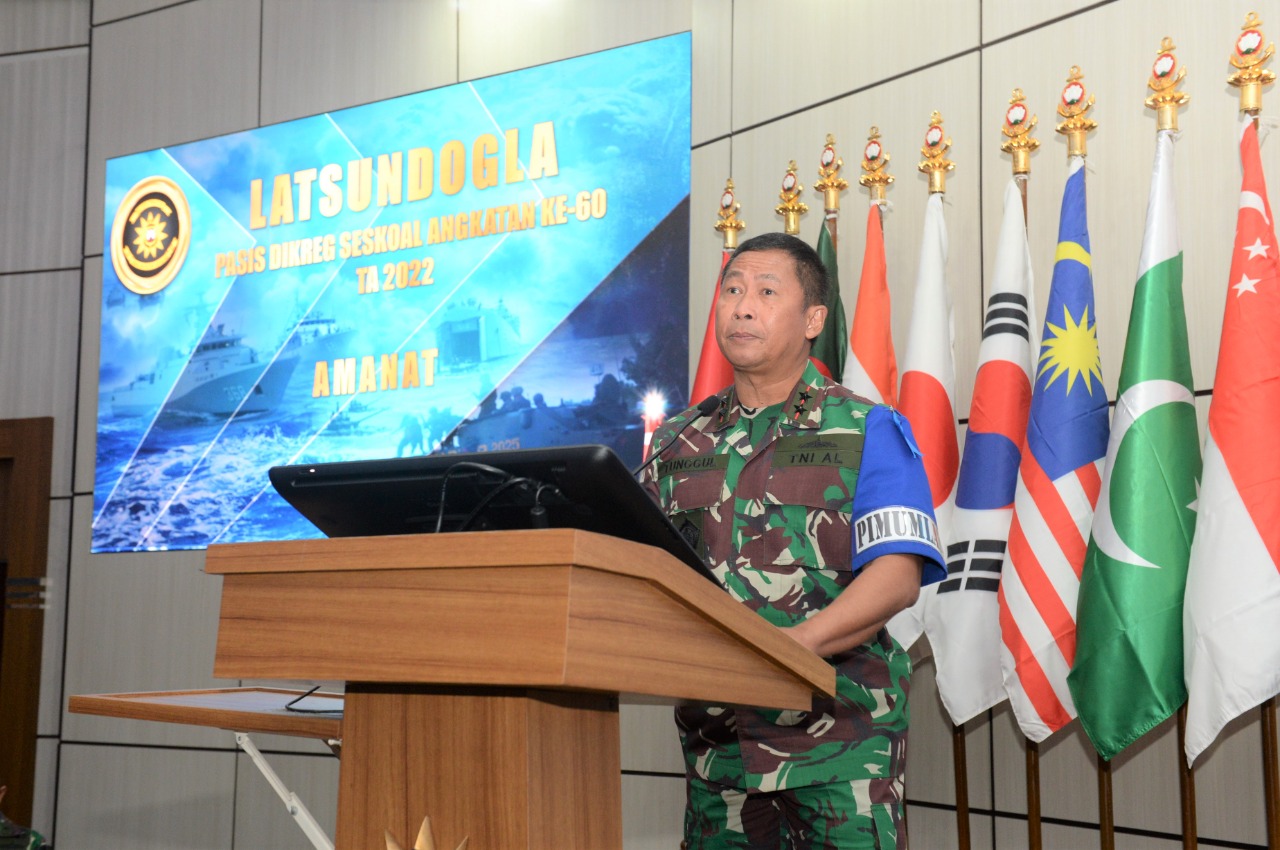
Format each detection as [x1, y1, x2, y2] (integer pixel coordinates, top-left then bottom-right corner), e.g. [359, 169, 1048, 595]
[713, 359, 828, 434]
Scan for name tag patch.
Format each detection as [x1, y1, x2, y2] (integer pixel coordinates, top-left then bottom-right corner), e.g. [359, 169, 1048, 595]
[854, 506, 942, 554]
[773, 433, 864, 468]
[658, 453, 729, 478]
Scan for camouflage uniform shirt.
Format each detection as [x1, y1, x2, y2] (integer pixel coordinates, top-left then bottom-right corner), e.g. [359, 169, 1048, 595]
[641, 361, 945, 796]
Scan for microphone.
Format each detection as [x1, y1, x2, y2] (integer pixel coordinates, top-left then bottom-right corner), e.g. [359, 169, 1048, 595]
[631, 394, 722, 479]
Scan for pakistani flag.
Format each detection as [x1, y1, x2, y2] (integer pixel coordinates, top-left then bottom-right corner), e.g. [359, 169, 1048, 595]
[1067, 129, 1201, 760]
[812, 219, 849, 382]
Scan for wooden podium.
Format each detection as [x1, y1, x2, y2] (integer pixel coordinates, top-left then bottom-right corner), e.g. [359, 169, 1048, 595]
[84, 529, 835, 850]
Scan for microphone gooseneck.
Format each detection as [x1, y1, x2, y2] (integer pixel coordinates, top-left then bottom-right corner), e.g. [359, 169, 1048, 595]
[631, 393, 722, 479]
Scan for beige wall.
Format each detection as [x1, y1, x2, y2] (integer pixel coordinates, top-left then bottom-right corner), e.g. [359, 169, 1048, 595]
[2, 0, 1278, 846]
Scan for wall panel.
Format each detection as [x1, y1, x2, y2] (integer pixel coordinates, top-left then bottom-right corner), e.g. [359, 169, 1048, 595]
[730, 0, 980, 132]
[620, 704, 684, 775]
[38, 499, 71, 736]
[84, 0, 262, 257]
[692, 0, 732, 145]
[0, 0, 90, 54]
[906, 655, 994, 810]
[73, 257, 100, 495]
[31, 738, 57, 843]
[1190, 708, 1272, 847]
[457, 0, 691, 83]
[0, 272, 81, 495]
[0, 49, 88, 274]
[56, 743, 235, 850]
[622, 773, 685, 850]
[260, 0, 458, 125]
[995, 817, 1186, 849]
[93, 0, 191, 26]
[992, 705, 1100, 823]
[1109, 714, 1184, 837]
[908, 803, 994, 849]
[982, 0, 1112, 44]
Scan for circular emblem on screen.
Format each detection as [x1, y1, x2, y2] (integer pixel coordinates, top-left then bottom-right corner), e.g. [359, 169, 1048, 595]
[110, 177, 191, 295]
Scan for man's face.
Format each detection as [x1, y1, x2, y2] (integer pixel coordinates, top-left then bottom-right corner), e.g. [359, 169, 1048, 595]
[714, 249, 826, 377]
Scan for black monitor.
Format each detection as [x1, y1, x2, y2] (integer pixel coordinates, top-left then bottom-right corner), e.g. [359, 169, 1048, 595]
[268, 444, 715, 583]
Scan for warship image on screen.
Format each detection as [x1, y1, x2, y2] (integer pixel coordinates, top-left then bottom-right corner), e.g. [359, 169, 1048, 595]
[92, 34, 691, 553]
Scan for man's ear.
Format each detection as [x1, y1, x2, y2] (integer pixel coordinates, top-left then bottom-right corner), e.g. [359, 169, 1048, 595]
[805, 304, 828, 341]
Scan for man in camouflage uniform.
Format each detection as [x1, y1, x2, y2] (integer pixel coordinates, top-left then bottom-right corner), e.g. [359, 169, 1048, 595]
[641, 233, 945, 849]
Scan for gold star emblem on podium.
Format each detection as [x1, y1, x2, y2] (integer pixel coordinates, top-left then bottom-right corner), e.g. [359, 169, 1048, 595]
[385, 816, 469, 850]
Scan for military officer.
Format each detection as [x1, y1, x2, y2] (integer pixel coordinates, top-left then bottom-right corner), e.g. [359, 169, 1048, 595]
[641, 232, 946, 849]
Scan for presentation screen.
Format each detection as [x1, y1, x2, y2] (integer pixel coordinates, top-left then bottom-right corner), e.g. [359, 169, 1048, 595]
[93, 33, 691, 553]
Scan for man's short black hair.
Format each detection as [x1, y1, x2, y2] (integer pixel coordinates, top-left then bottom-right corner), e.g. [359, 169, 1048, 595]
[721, 231, 829, 309]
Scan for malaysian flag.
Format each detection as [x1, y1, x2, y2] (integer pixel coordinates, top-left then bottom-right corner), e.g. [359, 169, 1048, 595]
[925, 177, 1037, 724]
[999, 157, 1109, 741]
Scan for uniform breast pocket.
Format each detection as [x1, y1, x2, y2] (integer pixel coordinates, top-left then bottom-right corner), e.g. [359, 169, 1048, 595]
[761, 442, 859, 570]
[661, 463, 728, 558]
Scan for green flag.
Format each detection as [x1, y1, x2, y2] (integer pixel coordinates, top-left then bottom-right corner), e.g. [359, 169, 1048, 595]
[811, 220, 848, 382]
[1067, 130, 1201, 760]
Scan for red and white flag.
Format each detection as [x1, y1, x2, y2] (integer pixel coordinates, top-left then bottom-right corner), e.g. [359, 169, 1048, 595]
[1184, 116, 1280, 764]
[888, 192, 958, 648]
[844, 203, 898, 405]
[689, 250, 734, 404]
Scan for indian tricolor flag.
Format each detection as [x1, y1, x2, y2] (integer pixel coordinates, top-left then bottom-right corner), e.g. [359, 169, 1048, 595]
[1184, 116, 1280, 765]
[844, 202, 898, 405]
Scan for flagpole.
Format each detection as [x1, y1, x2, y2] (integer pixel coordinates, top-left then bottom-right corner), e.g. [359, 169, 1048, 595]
[775, 160, 808, 236]
[1263, 700, 1280, 846]
[1053, 63, 1116, 850]
[686, 179, 744, 406]
[1140, 35, 1202, 850]
[1001, 86, 1043, 850]
[713, 177, 746, 253]
[1229, 14, 1280, 846]
[1009, 105, 1037, 839]
[1177, 706, 1198, 848]
[859, 126, 893, 228]
[910, 109, 969, 849]
[815, 133, 848, 250]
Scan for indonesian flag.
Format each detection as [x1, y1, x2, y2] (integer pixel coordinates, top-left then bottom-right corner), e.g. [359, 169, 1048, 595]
[689, 250, 734, 404]
[1184, 116, 1280, 765]
[999, 156, 1109, 741]
[888, 192, 959, 649]
[844, 203, 898, 405]
[925, 177, 1037, 723]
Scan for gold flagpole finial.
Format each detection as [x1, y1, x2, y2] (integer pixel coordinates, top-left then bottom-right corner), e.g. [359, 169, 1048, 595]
[814, 134, 849, 214]
[1001, 89, 1040, 175]
[1056, 66, 1098, 157]
[859, 127, 894, 204]
[918, 111, 955, 194]
[1229, 12, 1274, 115]
[1147, 38, 1189, 131]
[713, 178, 746, 250]
[775, 160, 808, 235]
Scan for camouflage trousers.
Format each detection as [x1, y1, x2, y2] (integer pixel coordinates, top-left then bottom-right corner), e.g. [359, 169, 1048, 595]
[681, 775, 904, 850]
